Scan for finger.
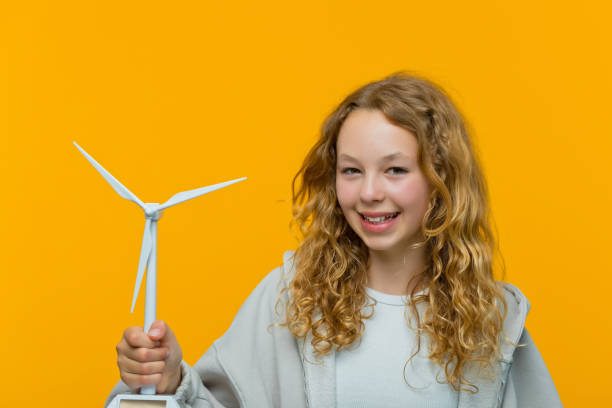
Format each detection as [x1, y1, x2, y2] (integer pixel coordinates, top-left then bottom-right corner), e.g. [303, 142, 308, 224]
[116, 338, 160, 358]
[118, 354, 166, 375]
[122, 346, 169, 363]
[120, 372, 163, 390]
[123, 326, 157, 348]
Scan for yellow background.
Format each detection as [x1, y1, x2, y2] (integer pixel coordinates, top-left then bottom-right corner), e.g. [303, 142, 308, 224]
[1, 1, 610, 406]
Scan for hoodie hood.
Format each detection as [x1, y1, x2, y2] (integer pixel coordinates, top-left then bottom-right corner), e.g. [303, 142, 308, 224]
[500, 282, 530, 362]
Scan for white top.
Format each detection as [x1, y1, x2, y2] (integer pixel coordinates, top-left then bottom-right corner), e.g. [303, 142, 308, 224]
[335, 287, 459, 408]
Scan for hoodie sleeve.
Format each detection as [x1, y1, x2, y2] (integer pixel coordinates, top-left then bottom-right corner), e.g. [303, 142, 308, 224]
[501, 328, 563, 408]
[103, 271, 275, 408]
[103, 356, 238, 408]
[104, 251, 301, 408]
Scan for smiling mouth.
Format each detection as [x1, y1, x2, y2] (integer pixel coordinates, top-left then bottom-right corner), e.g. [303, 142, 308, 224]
[359, 212, 400, 224]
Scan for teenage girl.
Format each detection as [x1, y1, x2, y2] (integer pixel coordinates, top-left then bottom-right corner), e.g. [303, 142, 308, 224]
[107, 73, 562, 407]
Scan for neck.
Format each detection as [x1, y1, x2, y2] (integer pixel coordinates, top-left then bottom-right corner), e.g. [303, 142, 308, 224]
[366, 243, 427, 296]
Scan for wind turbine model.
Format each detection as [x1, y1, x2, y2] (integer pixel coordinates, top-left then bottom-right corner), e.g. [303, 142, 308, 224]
[74, 142, 246, 408]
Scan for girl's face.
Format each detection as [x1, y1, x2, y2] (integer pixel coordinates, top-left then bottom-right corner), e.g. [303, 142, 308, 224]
[335, 109, 432, 253]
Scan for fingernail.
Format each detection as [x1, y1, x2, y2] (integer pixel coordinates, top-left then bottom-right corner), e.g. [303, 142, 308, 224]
[149, 329, 160, 337]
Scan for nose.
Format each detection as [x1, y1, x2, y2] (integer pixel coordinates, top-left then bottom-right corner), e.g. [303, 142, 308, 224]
[360, 173, 384, 203]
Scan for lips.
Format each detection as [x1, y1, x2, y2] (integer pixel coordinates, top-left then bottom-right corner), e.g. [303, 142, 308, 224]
[358, 211, 400, 232]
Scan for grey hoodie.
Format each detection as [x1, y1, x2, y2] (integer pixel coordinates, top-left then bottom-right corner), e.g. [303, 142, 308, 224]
[105, 251, 562, 407]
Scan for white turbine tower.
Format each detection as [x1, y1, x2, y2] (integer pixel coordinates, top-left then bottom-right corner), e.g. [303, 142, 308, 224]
[74, 142, 246, 407]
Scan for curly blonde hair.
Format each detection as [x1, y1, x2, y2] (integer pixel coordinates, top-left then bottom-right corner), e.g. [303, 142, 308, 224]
[276, 72, 509, 393]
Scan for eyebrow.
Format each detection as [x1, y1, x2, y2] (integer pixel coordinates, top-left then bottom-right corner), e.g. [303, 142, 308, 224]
[338, 152, 411, 163]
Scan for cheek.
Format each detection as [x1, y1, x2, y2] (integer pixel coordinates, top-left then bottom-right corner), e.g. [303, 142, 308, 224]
[390, 180, 430, 210]
[335, 180, 354, 209]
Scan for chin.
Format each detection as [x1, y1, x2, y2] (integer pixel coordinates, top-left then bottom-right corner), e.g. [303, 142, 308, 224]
[364, 244, 391, 252]
[359, 237, 400, 252]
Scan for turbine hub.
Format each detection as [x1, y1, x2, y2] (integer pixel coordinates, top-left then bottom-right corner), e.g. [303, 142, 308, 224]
[144, 203, 163, 220]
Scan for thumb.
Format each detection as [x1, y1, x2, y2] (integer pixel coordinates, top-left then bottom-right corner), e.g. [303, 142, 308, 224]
[147, 319, 167, 341]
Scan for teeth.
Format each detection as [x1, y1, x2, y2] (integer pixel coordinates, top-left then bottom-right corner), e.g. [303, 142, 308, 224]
[362, 213, 398, 224]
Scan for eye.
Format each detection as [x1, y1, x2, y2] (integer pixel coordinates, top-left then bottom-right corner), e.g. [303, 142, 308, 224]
[340, 167, 360, 175]
[387, 167, 408, 175]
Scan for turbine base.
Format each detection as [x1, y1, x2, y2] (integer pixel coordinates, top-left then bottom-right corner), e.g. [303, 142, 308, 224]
[107, 393, 180, 408]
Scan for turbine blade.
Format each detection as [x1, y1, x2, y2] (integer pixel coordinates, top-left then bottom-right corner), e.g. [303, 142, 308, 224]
[73, 142, 146, 210]
[130, 218, 153, 313]
[158, 177, 246, 211]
